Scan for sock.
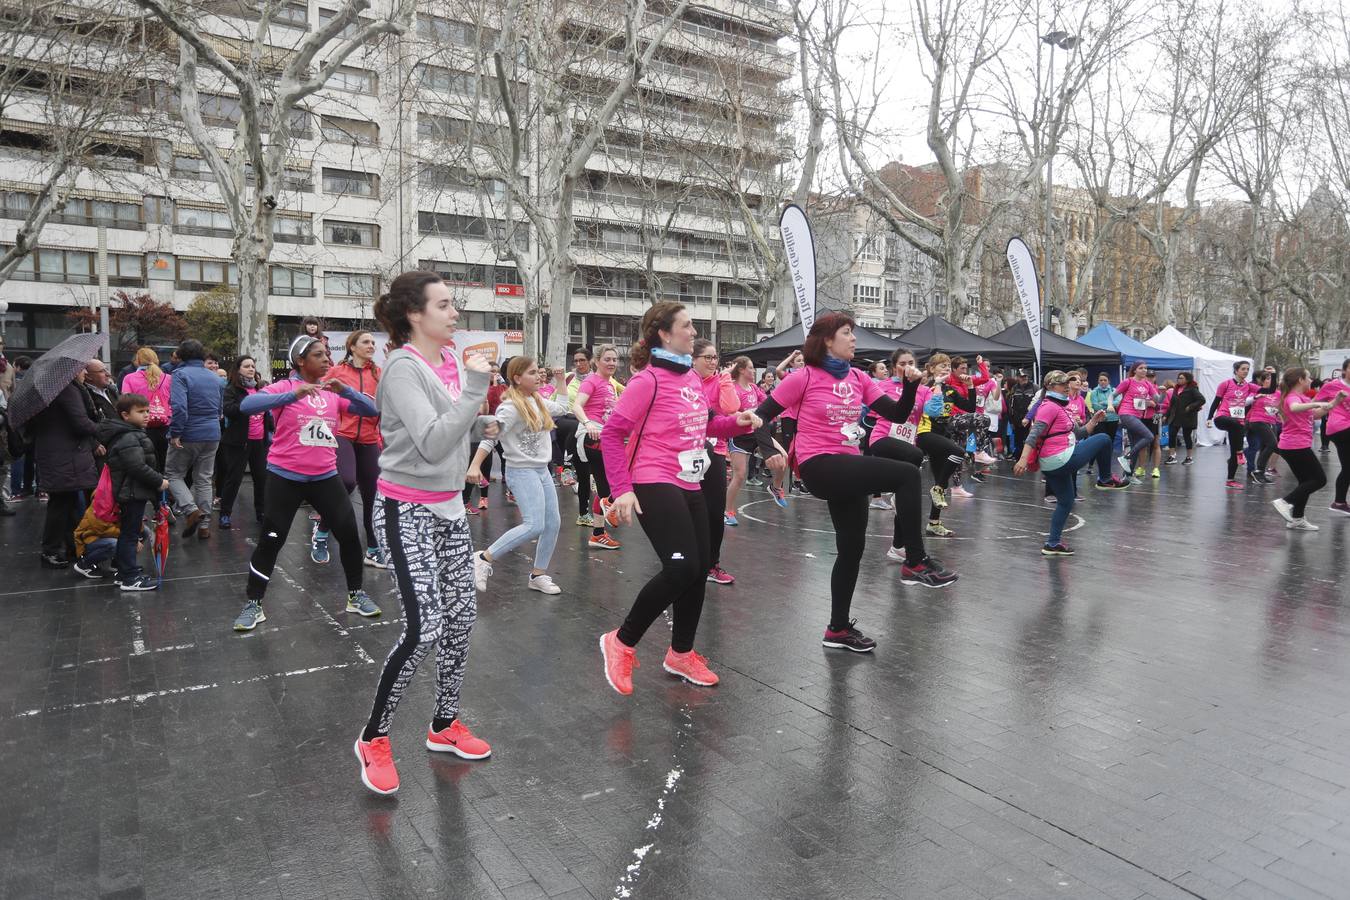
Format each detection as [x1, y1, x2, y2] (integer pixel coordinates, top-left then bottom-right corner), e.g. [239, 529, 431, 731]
[361, 724, 384, 742]
[431, 716, 455, 733]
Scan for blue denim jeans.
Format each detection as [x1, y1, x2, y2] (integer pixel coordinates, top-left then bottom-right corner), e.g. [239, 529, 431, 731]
[1042, 433, 1113, 545]
[487, 465, 560, 571]
[79, 537, 117, 567]
[116, 499, 147, 581]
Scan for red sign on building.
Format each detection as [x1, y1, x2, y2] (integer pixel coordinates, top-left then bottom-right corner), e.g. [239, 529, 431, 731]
[494, 283, 524, 297]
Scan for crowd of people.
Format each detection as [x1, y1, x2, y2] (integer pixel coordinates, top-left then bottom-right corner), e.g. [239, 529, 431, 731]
[1, 278, 1347, 795]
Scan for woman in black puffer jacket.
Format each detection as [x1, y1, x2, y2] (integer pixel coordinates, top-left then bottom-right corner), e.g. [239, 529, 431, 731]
[1165, 372, 1205, 465]
[30, 376, 99, 565]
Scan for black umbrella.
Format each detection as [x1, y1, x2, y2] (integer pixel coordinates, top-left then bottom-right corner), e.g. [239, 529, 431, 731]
[7, 332, 105, 432]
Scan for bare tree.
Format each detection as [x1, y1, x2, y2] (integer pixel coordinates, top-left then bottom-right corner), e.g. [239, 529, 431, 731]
[0, 0, 147, 286]
[130, 0, 414, 362]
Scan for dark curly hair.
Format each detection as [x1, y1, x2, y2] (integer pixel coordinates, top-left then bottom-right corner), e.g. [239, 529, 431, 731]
[374, 270, 444, 349]
[801, 312, 856, 367]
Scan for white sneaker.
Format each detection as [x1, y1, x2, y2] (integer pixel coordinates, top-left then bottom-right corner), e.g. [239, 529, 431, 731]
[1117, 454, 1131, 473]
[868, 496, 893, 510]
[950, 486, 974, 498]
[973, 451, 997, 465]
[472, 551, 493, 592]
[885, 546, 905, 562]
[528, 574, 562, 594]
[1271, 498, 1295, 524]
[1287, 518, 1319, 531]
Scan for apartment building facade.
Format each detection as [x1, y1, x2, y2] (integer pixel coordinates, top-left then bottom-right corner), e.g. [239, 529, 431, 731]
[0, 0, 792, 362]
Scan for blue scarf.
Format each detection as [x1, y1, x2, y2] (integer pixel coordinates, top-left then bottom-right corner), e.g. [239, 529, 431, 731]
[822, 355, 851, 379]
[1046, 390, 1068, 405]
[651, 347, 693, 368]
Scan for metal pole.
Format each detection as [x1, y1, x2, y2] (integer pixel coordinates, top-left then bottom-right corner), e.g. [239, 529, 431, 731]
[1042, 44, 1055, 339]
[97, 224, 110, 363]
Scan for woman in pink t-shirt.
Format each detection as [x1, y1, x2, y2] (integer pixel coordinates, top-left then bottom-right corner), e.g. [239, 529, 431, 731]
[1315, 359, 1350, 514]
[596, 303, 756, 695]
[572, 345, 622, 548]
[232, 334, 380, 634]
[724, 356, 768, 524]
[1112, 361, 1161, 478]
[1207, 360, 1258, 487]
[691, 338, 740, 586]
[750, 314, 958, 654]
[1272, 367, 1347, 531]
[121, 347, 173, 471]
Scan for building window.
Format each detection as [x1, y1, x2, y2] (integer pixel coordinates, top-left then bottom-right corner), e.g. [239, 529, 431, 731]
[852, 283, 881, 305]
[324, 271, 375, 297]
[147, 253, 174, 280]
[415, 64, 478, 95]
[270, 265, 314, 297]
[175, 206, 233, 237]
[272, 1, 308, 26]
[418, 259, 486, 284]
[323, 219, 378, 247]
[273, 215, 313, 244]
[6, 247, 95, 284]
[176, 258, 238, 292]
[418, 211, 527, 247]
[2, 192, 142, 230]
[320, 115, 378, 146]
[108, 253, 144, 287]
[496, 314, 524, 331]
[317, 6, 370, 37]
[417, 14, 493, 45]
[325, 66, 377, 95]
[1, 190, 32, 218]
[322, 167, 379, 198]
[416, 115, 517, 154]
[854, 235, 881, 262]
[200, 93, 243, 127]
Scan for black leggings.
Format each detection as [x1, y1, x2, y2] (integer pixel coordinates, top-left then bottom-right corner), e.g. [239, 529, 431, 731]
[1214, 416, 1247, 479]
[146, 424, 170, 473]
[1331, 428, 1350, 504]
[217, 439, 267, 517]
[617, 484, 710, 653]
[871, 434, 961, 522]
[553, 416, 578, 468]
[1278, 447, 1327, 518]
[575, 442, 611, 534]
[336, 437, 381, 548]
[701, 450, 727, 568]
[1168, 423, 1195, 451]
[246, 472, 362, 601]
[41, 490, 85, 558]
[1246, 422, 1279, 473]
[799, 453, 927, 630]
[1097, 420, 1119, 453]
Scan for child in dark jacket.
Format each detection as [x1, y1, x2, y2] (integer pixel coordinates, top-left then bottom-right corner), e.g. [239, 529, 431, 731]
[96, 394, 169, 591]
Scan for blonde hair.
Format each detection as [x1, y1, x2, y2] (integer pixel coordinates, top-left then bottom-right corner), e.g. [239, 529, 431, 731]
[134, 347, 163, 390]
[503, 357, 555, 433]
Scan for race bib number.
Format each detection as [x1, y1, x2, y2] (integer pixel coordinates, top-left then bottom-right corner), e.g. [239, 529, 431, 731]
[300, 416, 337, 448]
[1228, 405, 1245, 419]
[676, 448, 709, 483]
[840, 423, 863, 447]
[890, 422, 917, 444]
[1133, 397, 1147, 411]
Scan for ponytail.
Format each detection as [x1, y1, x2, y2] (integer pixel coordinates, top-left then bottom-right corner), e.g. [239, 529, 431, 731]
[630, 301, 685, 370]
[134, 347, 163, 390]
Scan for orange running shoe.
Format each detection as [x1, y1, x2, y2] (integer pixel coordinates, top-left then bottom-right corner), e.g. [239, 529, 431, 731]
[425, 720, 491, 759]
[599, 496, 622, 528]
[477, 497, 488, 510]
[600, 629, 638, 695]
[354, 736, 399, 795]
[663, 648, 719, 686]
[588, 533, 621, 550]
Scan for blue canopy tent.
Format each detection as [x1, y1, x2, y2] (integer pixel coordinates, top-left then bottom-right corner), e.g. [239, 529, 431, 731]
[1079, 323, 1193, 372]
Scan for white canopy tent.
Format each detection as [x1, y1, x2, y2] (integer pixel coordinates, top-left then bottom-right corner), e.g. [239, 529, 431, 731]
[1146, 326, 1253, 446]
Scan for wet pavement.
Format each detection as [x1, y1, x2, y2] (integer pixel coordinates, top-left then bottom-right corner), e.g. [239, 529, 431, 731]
[2, 448, 1350, 899]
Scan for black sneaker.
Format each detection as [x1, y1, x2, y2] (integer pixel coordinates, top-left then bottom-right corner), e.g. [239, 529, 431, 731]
[821, 619, 877, 652]
[1041, 543, 1075, 556]
[970, 471, 987, 483]
[1248, 471, 1260, 484]
[1181, 457, 1194, 466]
[40, 553, 70, 569]
[72, 559, 105, 579]
[899, 558, 959, 588]
[119, 575, 158, 592]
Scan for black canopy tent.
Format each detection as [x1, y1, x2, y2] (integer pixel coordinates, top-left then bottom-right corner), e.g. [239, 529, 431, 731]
[734, 317, 915, 366]
[988, 321, 1123, 371]
[892, 315, 1034, 366]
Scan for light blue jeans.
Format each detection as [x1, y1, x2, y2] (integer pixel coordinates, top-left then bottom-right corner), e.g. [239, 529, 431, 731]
[487, 465, 560, 571]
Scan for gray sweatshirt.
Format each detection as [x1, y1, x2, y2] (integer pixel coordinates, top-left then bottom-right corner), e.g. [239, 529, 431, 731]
[375, 346, 491, 493]
[480, 396, 570, 468]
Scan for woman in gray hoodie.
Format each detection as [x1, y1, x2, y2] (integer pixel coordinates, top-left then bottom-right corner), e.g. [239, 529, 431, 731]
[354, 271, 496, 796]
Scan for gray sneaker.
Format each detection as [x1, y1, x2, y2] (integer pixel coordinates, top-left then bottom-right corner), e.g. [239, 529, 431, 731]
[472, 551, 493, 592]
[363, 547, 390, 569]
[233, 601, 266, 631]
[346, 589, 381, 617]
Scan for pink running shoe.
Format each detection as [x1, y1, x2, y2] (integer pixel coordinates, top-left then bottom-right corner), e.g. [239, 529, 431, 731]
[426, 720, 491, 759]
[663, 648, 719, 686]
[950, 486, 974, 498]
[600, 629, 638, 695]
[354, 736, 399, 795]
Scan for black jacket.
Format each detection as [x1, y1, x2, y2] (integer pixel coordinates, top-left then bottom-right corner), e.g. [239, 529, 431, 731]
[1168, 384, 1205, 429]
[85, 382, 120, 423]
[221, 381, 273, 446]
[96, 418, 164, 503]
[30, 380, 99, 492]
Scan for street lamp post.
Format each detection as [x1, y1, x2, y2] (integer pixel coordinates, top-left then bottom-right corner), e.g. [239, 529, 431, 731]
[1040, 29, 1077, 337]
